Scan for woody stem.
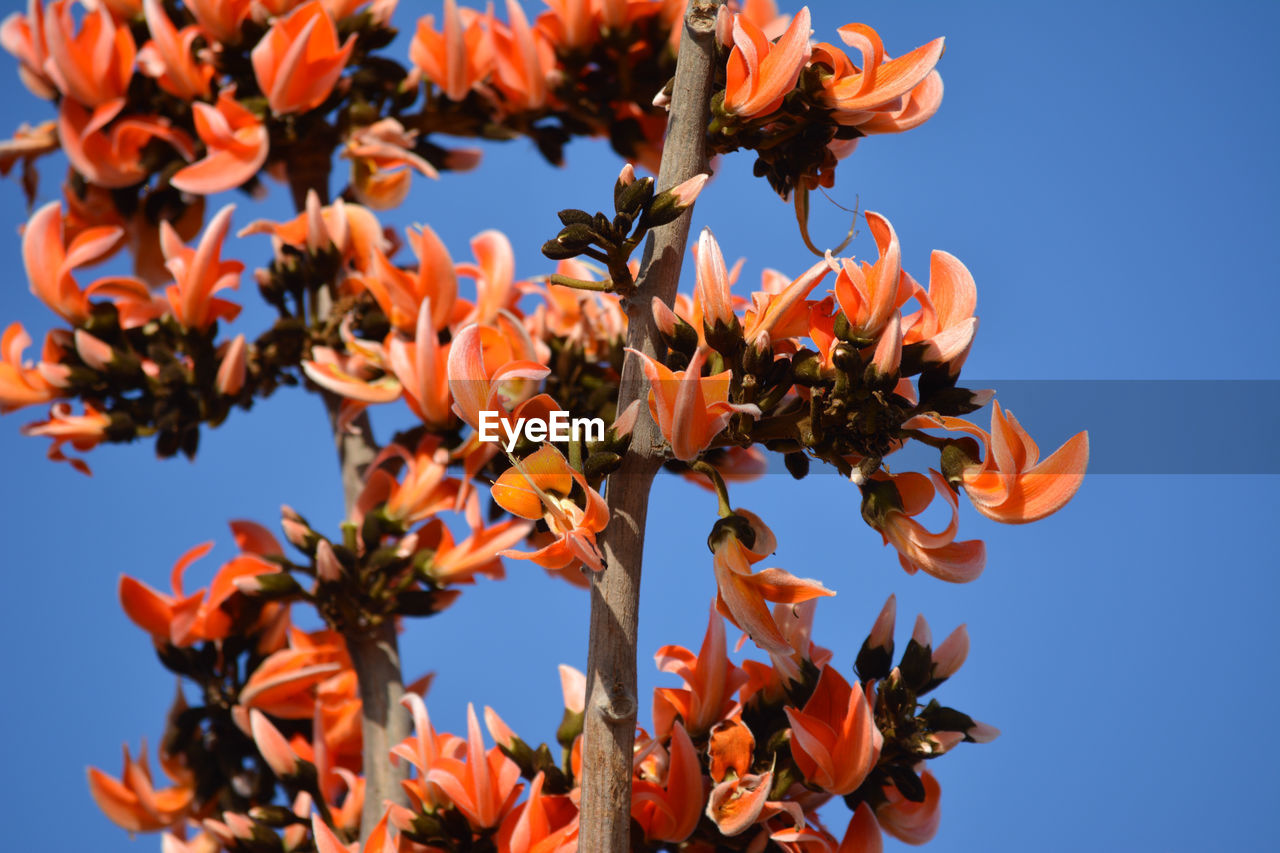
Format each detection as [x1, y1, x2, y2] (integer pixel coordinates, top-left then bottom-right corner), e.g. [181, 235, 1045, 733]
[288, 164, 410, 842]
[578, 2, 721, 851]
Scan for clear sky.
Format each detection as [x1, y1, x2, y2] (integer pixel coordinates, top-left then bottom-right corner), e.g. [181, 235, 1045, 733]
[1, 1, 1277, 850]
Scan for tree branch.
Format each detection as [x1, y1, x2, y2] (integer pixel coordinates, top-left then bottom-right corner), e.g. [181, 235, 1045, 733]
[578, 2, 721, 850]
[324, 399, 411, 841]
[291, 163, 411, 842]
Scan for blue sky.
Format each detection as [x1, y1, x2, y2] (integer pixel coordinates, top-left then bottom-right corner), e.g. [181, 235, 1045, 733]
[0, 1, 1277, 850]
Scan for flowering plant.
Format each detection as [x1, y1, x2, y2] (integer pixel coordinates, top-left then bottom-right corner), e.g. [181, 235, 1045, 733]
[0, 0, 1086, 850]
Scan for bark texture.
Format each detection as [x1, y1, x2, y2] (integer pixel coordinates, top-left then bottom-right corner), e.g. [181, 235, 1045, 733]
[578, 2, 721, 849]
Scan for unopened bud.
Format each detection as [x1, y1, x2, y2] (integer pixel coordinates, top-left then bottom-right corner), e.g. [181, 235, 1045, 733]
[74, 329, 115, 371]
[616, 174, 655, 217]
[484, 706, 520, 751]
[911, 613, 932, 648]
[248, 805, 296, 827]
[279, 505, 315, 551]
[215, 334, 247, 396]
[221, 812, 258, 841]
[924, 731, 964, 755]
[233, 572, 302, 599]
[931, 624, 969, 680]
[315, 539, 343, 581]
[869, 594, 896, 650]
[967, 720, 1000, 743]
[443, 146, 482, 172]
[249, 709, 301, 778]
[646, 174, 710, 226]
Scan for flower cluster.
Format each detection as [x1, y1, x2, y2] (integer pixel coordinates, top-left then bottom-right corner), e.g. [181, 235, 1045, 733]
[0, 2, 1090, 851]
[95, 590, 990, 851]
[706, 2, 946, 198]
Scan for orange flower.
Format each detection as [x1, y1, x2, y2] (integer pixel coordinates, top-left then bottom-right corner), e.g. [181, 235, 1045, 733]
[239, 190, 390, 276]
[724, 6, 812, 117]
[495, 771, 579, 853]
[652, 605, 748, 738]
[536, 0, 594, 50]
[377, 301, 451, 428]
[357, 225, 457, 333]
[711, 511, 834, 654]
[833, 211, 911, 339]
[858, 70, 943, 136]
[836, 802, 882, 853]
[42, 0, 135, 129]
[393, 693, 466, 810]
[909, 403, 1089, 524]
[820, 24, 944, 127]
[410, 0, 493, 101]
[251, 1, 356, 115]
[58, 99, 195, 189]
[171, 87, 270, 196]
[784, 665, 881, 795]
[161, 204, 244, 330]
[490, 444, 608, 573]
[313, 810, 394, 853]
[138, 0, 214, 100]
[863, 469, 987, 583]
[901, 250, 977, 374]
[0, 322, 65, 414]
[631, 722, 702, 844]
[458, 229, 522, 325]
[739, 599, 833, 705]
[87, 742, 194, 833]
[344, 118, 439, 209]
[532, 259, 627, 360]
[427, 704, 524, 829]
[875, 768, 941, 844]
[118, 541, 279, 646]
[236, 629, 350, 719]
[185, 0, 254, 45]
[22, 201, 159, 327]
[488, 0, 554, 111]
[356, 436, 460, 528]
[705, 768, 774, 837]
[1, 0, 54, 99]
[631, 347, 760, 461]
[21, 401, 111, 474]
[741, 257, 830, 346]
[707, 717, 754, 784]
[446, 321, 550, 431]
[417, 493, 533, 585]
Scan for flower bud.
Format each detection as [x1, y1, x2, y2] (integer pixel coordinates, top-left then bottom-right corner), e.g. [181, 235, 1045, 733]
[249, 709, 300, 778]
[931, 624, 969, 680]
[315, 539, 343, 581]
[215, 334, 247, 396]
[233, 572, 302, 600]
[74, 330, 115, 371]
[967, 720, 1000, 743]
[646, 174, 710, 226]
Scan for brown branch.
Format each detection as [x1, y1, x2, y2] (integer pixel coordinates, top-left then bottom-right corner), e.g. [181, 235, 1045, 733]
[324, 399, 411, 841]
[578, 2, 721, 850]
[289, 164, 410, 842]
